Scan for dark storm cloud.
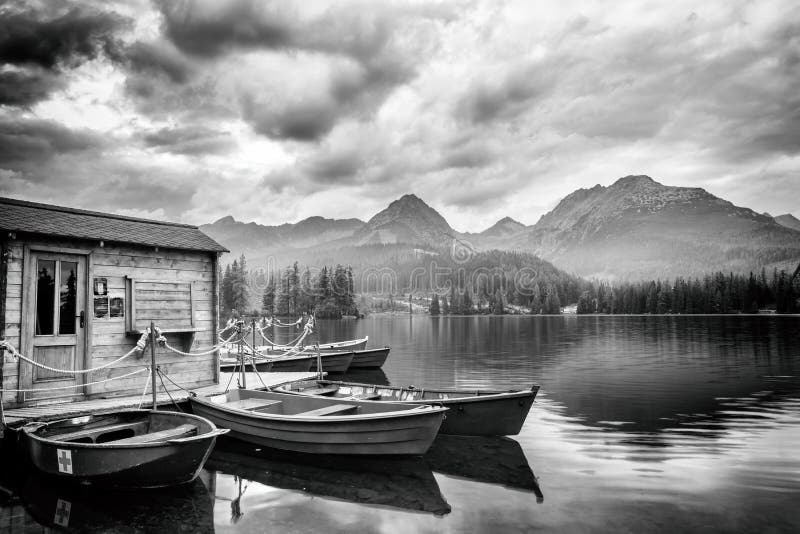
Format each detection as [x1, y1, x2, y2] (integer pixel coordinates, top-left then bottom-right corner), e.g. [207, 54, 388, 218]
[125, 40, 195, 84]
[155, 0, 294, 58]
[142, 124, 235, 155]
[0, 68, 64, 106]
[153, 0, 455, 142]
[0, 116, 106, 165]
[306, 150, 362, 183]
[457, 62, 554, 124]
[0, 1, 129, 105]
[240, 94, 339, 142]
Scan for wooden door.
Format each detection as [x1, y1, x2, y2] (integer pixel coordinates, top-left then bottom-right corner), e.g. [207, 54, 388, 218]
[21, 252, 87, 403]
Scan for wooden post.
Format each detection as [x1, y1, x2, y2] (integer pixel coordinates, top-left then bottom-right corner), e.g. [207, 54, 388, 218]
[149, 321, 158, 410]
[238, 321, 246, 389]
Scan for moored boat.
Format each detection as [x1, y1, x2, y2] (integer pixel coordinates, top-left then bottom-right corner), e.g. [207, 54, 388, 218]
[275, 381, 540, 436]
[259, 336, 368, 353]
[188, 388, 447, 455]
[348, 347, 391, 369]
[308, 350, 354, 373]
[20, 410, 228, 489]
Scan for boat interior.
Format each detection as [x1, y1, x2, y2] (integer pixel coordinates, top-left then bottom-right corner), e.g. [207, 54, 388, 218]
[281, 381, 533, 401]
[32, 412, 211, 445]
[206, 388, 436, 416]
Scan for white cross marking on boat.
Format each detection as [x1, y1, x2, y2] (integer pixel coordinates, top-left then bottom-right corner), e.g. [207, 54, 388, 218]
[54, 498, 71, 527]
[57, 449, 73, 474]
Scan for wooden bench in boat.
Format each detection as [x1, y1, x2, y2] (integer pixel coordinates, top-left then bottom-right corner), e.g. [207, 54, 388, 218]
[296, 404, 358, 416]
[225, 398, 283, 411]
[108, 424, 198, 444]
[51, 421, 147, 443]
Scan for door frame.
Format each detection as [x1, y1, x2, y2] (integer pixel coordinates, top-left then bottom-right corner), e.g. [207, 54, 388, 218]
[19, 244, 93, 404]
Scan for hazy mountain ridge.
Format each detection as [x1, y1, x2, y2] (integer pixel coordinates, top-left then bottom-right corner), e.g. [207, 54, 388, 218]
[202, 176, 800, 281]
[517, 175, 800, 279]
[775, 214, 800, 232]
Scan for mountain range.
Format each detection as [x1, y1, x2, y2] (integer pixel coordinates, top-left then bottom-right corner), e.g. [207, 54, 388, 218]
[201, 176, 800, 281]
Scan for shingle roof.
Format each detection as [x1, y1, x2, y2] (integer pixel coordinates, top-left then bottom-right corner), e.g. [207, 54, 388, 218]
[0, 197, 228, 253]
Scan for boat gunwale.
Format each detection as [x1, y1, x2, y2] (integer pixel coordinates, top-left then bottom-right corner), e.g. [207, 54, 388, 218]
[23, 409, 223, 449]
[316, 381, 540, 403]
[190, 394, 449, 422]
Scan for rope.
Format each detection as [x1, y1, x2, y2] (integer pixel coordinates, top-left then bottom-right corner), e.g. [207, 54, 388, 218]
[137, 369, 152, 409]
[0, 368, 147, 393]
[273, 317, 303, 328]
[156, 368, 184, 412]
[1, 332, 148, 375]
[157, 327, 236, 357]
[158, 369, 192, 394]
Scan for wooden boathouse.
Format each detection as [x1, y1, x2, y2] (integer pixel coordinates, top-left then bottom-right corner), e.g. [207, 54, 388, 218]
[0, 197, 228, 408]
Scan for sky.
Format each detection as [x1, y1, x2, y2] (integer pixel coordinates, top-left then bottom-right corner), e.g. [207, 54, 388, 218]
[0, 0, 798, 232]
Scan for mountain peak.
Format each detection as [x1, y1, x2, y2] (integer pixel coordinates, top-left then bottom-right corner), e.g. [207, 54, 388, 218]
[775, 213, 800, 232]
[358, 193, 453, 245]
[214, 215, 237, 224]
[481, 216, 526, 237]
[610, 175, 659, 188]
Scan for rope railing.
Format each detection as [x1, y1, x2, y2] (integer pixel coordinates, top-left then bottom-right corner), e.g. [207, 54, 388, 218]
[0, 332, 148, 375]
[0, 367, 148, 393]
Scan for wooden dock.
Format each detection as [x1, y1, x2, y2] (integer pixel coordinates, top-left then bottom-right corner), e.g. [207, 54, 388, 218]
[1, 372, 317, 427]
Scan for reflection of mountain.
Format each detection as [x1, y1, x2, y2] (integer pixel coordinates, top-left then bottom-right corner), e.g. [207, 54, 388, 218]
[14, 473, 214, 533]
[426, 435, 543, 502]
[205, 439, 451, 516]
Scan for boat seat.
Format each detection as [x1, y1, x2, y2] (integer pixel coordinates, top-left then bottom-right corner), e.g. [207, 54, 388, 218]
[299, 386, 340, 396]
[107, 424, 198, 444]
[225, 398, 283, 411]
[51, 421, 147, 443]
[296, 404, 358, 416]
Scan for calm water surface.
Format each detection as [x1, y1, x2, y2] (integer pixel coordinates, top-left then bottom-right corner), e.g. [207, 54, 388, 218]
[4, 316, 799, 533]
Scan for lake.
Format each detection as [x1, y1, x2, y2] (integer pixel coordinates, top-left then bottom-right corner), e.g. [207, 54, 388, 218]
[4, 315, 799, 533]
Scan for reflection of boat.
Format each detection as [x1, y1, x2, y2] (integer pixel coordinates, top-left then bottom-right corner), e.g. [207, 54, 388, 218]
[348, 347, 391, 369]
[18, 472, 214, 532]
[276, 381, 540, 436]
[189, 388, 447, 455]
[425, 435, 544, 501]
[206, 439, 451, 515]
[21, 410, 227, 488]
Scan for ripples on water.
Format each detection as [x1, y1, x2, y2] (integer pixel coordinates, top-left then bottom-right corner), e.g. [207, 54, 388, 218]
[2, 316, 798, 533]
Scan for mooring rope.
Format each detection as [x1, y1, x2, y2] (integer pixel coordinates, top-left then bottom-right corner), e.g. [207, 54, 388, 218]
[0, 332, 148, 375]
[0, 367, 148, 393]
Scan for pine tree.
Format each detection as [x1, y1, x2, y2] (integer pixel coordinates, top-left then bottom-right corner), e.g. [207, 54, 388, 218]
[429, 294, 440, 315]
[261, 274, 276, 315]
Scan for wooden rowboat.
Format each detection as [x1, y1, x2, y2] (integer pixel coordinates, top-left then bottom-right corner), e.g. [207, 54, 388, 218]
[189, 388, 447, 456]
[348, 347, 391, 369]
[308, 350, 354, 373]
[275, 381, 540, 436]
[20, 410, 228, 489]
[259, 336, 369, 353]
[219, 354, 315, 373]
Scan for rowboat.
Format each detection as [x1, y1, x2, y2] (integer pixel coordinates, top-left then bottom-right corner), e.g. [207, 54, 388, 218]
[188, 388, 447, 455]
[275, 381, 540, 436]
[259, 336, 369, 353]
[348, 347, 391, 369]
[205, 439, 451, 515]
[20, 410, 228, 489]
[219, 354, 315, 373]
[308, 350, 354, 373]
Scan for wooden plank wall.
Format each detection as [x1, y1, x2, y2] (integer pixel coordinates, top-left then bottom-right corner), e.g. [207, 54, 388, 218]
[2, 239, 22, 405]
[2, 237, 219, 407]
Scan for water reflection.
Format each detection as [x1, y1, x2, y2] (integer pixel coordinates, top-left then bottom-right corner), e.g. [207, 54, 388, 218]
[0, 472, 214, 533]
[426, 435, 544, 502]
[205, 438, 451, 516]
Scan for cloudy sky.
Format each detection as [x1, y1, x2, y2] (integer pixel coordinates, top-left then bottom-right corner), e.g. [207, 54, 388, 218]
[0, 0, 798, 231]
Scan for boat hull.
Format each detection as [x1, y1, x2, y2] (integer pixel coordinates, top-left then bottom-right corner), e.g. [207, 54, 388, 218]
[21, 411, 224, 489]
[270, 355, 314, 372]
[348, 347, 391, 369]
[284, 382, 540, 436]
[308, 351, 354, 373]
[189, 391, 446, 456]
[220, 357, 273, 373]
